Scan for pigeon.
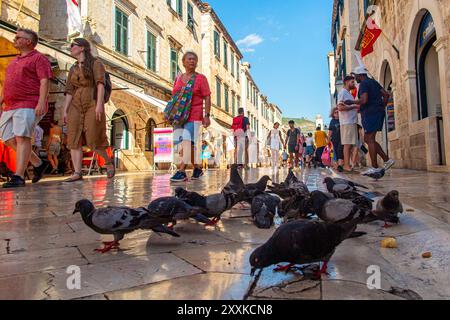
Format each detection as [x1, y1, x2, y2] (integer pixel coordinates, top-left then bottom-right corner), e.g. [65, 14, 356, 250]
[363, 168, 386, 180]
[73, 199, 182, 253]
[249, 218, 366, 278]
[307, 190, 371, 224]
[268, 170, 309, 199]
[246, 175, 272, 193]
[175, 187, 240, 226]
[365, 190, 403, 227]
[223, 164, 245, 196]
[324, 177, 373, 210]
[324, 177, 368, 190]
[280, 193, 311, 221]
[251, 193, 281, 229]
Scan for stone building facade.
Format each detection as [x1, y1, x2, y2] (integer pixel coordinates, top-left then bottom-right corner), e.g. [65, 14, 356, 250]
[1, 0, 283, 171]
[355, 0, 450, 172]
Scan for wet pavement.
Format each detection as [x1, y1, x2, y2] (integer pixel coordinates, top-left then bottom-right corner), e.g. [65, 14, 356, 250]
[0, 167, 449, 300]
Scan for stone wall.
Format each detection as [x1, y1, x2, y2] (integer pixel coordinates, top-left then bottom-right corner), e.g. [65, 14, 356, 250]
[360, 0, 450, 171]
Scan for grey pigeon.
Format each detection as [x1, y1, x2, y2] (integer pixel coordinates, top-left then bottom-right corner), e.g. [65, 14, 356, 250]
[251, 193, 281, 229]
[324, 177, 373, 210]
[280, 193, 311, 221]
[223, 164, 245, 196]
[307, 190, 371, 224]
[365, 190, 403, 227]
[73, 199, 181, 253]
[246, 175, 271, 193]
[268, 170, 309, 199]
[363, 168, 386, 180]
[249, 218, 365, 277]
[325, 177, 368, 190]
[175, 187, 240, 225]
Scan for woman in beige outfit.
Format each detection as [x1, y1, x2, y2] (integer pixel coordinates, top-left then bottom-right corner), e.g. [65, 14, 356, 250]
[63, 38, 114, 182]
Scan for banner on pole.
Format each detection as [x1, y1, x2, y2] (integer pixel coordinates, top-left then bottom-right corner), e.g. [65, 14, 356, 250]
[154, 128, 173, 164]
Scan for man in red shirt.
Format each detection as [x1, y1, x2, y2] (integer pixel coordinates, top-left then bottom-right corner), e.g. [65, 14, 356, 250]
[0, 29, 52, 188]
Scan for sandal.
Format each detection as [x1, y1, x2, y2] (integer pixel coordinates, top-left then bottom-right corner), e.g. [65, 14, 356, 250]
[64, 172, 83, 182]
[106, 163, 116, 179]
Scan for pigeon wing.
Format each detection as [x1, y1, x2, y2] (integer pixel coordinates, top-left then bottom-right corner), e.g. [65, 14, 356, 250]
[91, 207, 149, 232]
[322, 199, 358, 223]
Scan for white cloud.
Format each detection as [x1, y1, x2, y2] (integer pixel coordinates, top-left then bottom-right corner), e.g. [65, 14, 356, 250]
[236, 34, 264, 48]
[240, 48, 256, 53]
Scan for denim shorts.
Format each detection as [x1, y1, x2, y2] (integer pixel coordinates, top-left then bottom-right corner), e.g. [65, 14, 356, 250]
[173, 121, 202, 145]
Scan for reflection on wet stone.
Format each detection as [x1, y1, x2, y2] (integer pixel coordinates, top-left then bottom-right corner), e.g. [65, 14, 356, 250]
[0, 167, 449, 299]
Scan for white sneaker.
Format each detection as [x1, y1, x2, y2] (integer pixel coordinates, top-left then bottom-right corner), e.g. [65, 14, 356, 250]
[361, 167, 377, 176]
[384, 159, 395, 171]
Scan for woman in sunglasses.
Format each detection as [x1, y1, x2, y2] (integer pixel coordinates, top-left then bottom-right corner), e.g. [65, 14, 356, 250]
[63, 38, 114, 182]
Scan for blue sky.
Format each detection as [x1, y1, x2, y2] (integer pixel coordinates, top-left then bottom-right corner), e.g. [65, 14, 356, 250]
[207, 0, 333, 120]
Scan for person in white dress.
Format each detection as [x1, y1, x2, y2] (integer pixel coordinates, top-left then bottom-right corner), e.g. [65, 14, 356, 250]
[267, 122, 284, 173]
[248, 131, 258, 167]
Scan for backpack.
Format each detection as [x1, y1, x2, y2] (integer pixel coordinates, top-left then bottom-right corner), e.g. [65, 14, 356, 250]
[69, 61, 112, 103]
[232, 115, 247, 133]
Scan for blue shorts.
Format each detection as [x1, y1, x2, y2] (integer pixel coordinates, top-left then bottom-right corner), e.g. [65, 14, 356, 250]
[362, 112, 385, 134]
[305, 146, 314, 156]
[173, 121, 202, 145]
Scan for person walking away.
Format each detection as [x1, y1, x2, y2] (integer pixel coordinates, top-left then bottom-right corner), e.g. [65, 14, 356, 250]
[284, 120, 301, 169]
[328, 107, 344, 172]
[63, 38, 115, 182]
[337, 75, 359, 172]
[267, 122, 284, 173]
[33, 124, 44, 155]
[345, 67, 395, 175]
[314, 126, 328, 168]
[304, 133, 314, 167]
[47, 120, 62, 173]
[232, 108, 250, 167]
[0, 29, 52, 188]
[169, 51, 211, 182]
[248, 131, 258, 168]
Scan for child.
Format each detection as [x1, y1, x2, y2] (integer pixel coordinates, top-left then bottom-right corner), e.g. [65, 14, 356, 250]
[282, 150, 288, 167]
[305, 133, 315, 168]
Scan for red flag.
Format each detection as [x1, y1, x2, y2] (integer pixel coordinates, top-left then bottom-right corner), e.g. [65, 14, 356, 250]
[361, 17, 382, 58]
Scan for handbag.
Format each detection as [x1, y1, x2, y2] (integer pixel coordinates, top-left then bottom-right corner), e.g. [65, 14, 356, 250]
[164, 74, 197, 126]
[321, 146, 332, 167]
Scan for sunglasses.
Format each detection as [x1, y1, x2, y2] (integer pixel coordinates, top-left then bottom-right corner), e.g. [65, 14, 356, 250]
[70, 43, 82, 48]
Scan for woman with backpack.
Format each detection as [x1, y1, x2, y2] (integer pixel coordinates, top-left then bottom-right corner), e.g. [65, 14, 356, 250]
[63, 38, 114, 182]
[166, 51, 211, 182]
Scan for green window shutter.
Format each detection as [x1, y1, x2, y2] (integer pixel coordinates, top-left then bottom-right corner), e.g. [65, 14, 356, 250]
[147, 32, 157, 72]
[224, 85, 229, 112]
[177, 0, 183, 18]
[214, 31, 220, 58]
[216, 78, 221, 107]
[187, 3, 194, 30]
[170, 49, 178, 82]
[231, 54, 235, 77]
[223, 41, 228, 69]
[115, 8, 128, 55]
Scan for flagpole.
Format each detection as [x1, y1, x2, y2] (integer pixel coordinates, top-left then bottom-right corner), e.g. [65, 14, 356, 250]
[380, 31, 400, 59]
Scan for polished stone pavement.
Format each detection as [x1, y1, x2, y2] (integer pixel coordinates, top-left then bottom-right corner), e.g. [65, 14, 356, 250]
[0, 167, 449, 300]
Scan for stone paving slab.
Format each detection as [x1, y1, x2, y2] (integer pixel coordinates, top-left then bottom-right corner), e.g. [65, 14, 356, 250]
[102, 273, 253, 300]
[0, 168, 449, 300]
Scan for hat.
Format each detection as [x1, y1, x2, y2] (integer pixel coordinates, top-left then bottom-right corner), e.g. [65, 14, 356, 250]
[352, 66, 369, 75]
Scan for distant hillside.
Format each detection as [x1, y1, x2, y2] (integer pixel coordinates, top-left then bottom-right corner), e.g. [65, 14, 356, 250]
[282, 117, 316, 132]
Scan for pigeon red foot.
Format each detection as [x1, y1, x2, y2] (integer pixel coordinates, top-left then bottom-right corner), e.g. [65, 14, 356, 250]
[273, 263, 295, 273]
[94, 241, 120, 253]
[206, 217, 220, 226]
[313, 261, 329, 279]
[383, 222, 393, 229]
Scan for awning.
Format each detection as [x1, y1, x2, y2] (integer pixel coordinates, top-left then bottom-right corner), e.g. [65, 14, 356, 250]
[209, 117, 231, 136]
[125, 89, 167, 112]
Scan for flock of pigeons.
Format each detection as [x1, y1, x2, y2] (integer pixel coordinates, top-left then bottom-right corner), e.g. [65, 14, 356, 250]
[73, 166, 404, 279]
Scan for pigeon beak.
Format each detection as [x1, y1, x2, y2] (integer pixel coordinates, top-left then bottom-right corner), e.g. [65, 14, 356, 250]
[73, 209, 79, 215]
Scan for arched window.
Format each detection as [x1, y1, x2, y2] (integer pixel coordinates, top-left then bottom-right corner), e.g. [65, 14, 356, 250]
[111, 110, 129, 150]
[416, 12, 441, 120]
[145, 118, 156, 151]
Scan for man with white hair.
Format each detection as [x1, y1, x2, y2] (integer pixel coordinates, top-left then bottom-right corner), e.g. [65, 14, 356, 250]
[344, 66, 395, 175]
